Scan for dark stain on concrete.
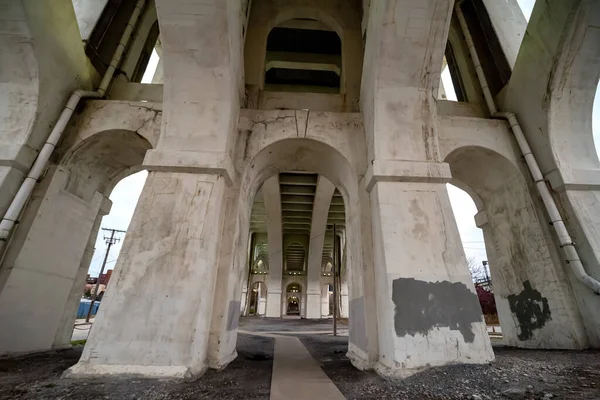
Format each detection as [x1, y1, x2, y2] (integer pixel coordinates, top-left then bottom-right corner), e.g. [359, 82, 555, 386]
[507, 281, 551, 341]
[226, 300, 241, 331]
[392, 278, 483, 343]
[349, 297, 367, 351]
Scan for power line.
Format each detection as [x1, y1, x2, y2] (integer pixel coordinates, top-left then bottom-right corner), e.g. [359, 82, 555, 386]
[86, 227, 126, 322]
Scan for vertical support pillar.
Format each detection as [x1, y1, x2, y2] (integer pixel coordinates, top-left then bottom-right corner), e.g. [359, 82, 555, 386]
[321, 283, 330, 316]
[0, 167, 109, 354]
[368, 163, 494, 377]
[67, 170, 229, 379]
[263, 176, 283, 318]
[306, 176, 336, 319]
[480, 0, 527, 69]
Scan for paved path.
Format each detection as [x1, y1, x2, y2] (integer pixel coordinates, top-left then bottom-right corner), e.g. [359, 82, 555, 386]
[240, 329, 345, 400]
[270, 335, 345, 400]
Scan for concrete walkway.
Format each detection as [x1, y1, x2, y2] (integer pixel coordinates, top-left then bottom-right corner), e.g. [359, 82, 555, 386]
[270, 335, 345, 400]
[239, 329, 345, 400]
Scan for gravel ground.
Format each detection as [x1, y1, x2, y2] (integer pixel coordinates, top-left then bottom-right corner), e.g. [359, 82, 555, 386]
[299, 334, 600, 400]
[0, 334, 273, 400]
[2, 318, 599, 400]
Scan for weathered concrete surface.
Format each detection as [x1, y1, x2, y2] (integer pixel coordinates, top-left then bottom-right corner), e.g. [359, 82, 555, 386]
[0, 167, 109, 354]
[504, 0, 600, 347]
[370, 179, 494, 375]
[264, 176, 284, 318]
[3, 0, 600, 384]
[0, 0, 96, 217]
[306, 176, 336, 319]
[66, 172, 229, 379]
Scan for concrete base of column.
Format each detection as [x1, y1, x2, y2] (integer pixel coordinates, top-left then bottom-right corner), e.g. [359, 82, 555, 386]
[64, 362, 205, 380]
[305, 292, 321, 319]
[208, 349, 238, 370]
[265, 292, 282, 317]
[347, 344, 373, 371]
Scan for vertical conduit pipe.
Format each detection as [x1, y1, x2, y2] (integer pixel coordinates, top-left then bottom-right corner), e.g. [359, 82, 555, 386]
[454, 3, 600, 294]
[0, 0, 147, 255]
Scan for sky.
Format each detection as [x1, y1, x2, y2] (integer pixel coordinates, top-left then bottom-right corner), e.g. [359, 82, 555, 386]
[88, 0, 600, 279]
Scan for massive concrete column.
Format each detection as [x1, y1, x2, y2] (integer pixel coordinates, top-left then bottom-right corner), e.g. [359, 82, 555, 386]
[263, 176, 283, 318]
[0, 167, 110, 354]
[480, 0, 527, 69]
[361, 0, 492, 374]
[72, 0, 109, 40]
[306, 176, 336, 319]
[0, 0, 94, 217]
[474, 206, 587, 349]
[505, 0, 600, 347]
[67, 171, 229, 379]
[321, 282, 330, 316]
[369, 168, 494, 376]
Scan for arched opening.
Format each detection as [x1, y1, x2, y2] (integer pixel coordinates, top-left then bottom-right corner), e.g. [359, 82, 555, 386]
[446, 184, 498, 335]
[287, 296, 300, 315]
[264, 19, 342, 93]
[58, 130, 150, 341]
[285, 283, 302, 316]
[321, 283, 333, 317]
[444, 146, 587, 349]
[248, 281, 267, 316]
[228, 137, 375, 368]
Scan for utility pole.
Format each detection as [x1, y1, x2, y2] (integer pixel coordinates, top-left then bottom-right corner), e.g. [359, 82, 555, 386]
[482, 260, 490, 284]
[333, 223, 337, 336]
[86, 228, 126, 322]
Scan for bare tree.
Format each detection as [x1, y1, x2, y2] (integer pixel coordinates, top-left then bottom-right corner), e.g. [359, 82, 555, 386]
[467, 256, 487, 282]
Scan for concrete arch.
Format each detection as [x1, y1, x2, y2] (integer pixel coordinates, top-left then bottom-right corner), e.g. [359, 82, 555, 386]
[286, 282, 303, 292]
[444, 145, 588, 349]
[230, 136, 376, 367]
[250, 280, 268, 296]
[60, 129, 152, 201]
[269, 8, 344, 39]
[60, 101, 161, 152]
[244, 1, 363, 103]
[547, 1, 600, 169]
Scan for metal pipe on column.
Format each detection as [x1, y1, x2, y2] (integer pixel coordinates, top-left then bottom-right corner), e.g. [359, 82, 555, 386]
[455, 3, 600, 294]
[333, 223, 337, 336]
[0, 0, 148, 257]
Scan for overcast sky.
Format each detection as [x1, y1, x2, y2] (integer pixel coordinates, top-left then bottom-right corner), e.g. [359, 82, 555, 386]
[87, 0, 599, 279]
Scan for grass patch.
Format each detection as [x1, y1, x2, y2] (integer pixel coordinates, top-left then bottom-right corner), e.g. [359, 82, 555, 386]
[70, 339, 87, 346]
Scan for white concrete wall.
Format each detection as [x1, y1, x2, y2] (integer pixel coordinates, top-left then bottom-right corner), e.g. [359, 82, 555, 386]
[72, 0, 109, 40]
[67, 172, 229, 379]
[481, 0, 527, 70]
[0, 0, 96, 217]
[306, 176, 335, 319]
[505, 0, 600, 346]
[370, 177, 494, 375]
[0, 168, 109, 354]
[264, 176, 284, 318]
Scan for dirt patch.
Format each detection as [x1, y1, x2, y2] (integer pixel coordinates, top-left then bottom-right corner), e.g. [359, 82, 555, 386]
[299, 334, 600, 400]
[0, 334, 273, 400]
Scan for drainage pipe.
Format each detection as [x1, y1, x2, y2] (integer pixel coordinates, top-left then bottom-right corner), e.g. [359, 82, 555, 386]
[0, 0, 147, 255]
[454, 4, 600, 294]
